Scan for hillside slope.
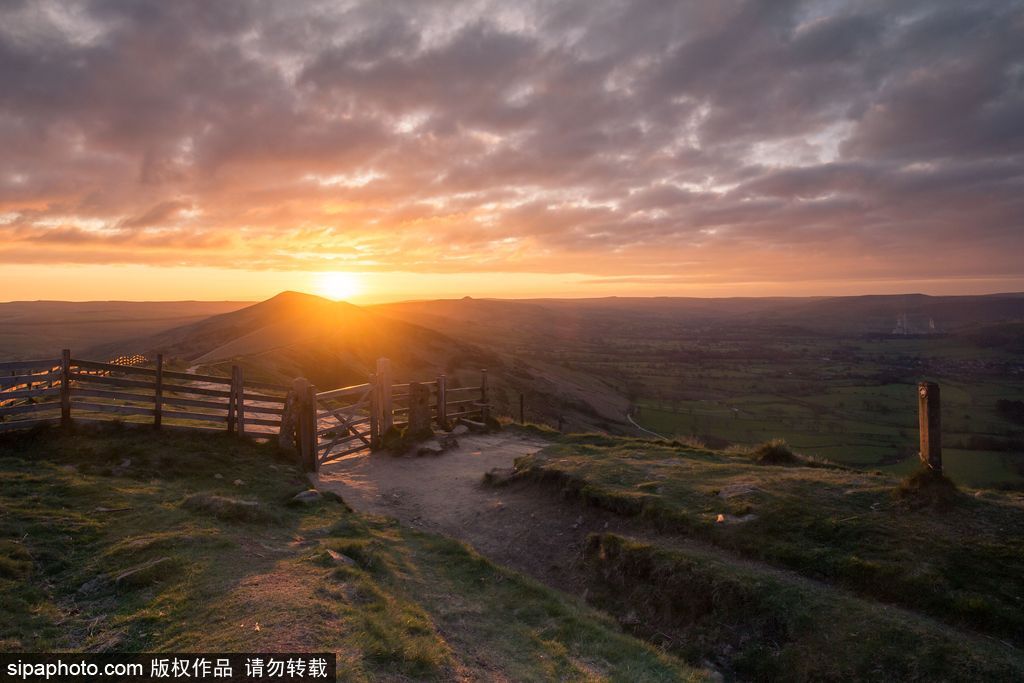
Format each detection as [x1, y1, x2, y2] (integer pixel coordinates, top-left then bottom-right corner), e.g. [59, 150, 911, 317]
[0, 426, 701, 680]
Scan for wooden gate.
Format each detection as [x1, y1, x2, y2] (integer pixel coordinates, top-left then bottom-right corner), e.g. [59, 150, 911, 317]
[315, 382, 375, 467]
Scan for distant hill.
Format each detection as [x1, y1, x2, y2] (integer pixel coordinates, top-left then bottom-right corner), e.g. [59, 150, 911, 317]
[375, 292, 1024, 340]
[12, 291, 1022, 436]
[0, 300, 249, 361]
[87, 292, 474, 390]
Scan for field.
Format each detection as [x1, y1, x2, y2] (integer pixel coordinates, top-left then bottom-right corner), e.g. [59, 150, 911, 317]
[0, 426, 699, 681]
[549, 334, 1024, 488]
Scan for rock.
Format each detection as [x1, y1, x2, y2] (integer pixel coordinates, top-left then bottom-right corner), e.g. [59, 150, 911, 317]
[269, 464, 279, 471]
[324, 549, 356, 566]
[233, 479, 244, 486]
[214, 473, 223, 480]
[483, 467, 516, 487]
[438, 435, 459, 451]
[291, 489, 323, 504]
[78, 576, 106, 595]
[416, 447, 443, 457]
[451, 424, 470, 436]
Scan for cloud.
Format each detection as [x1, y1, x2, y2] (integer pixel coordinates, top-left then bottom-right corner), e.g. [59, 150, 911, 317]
[0, 0, 1021, 288]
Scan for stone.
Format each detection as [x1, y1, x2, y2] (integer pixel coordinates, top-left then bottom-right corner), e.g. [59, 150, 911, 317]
[438, 435, 459, 451]
[214, 473, 223, 479]
[451, 424, 470, 436]
[233, 479, 244, 486]
[291, 489, 323, 504]
[325, 549, 356, 566]
[78, 575, 105, 595]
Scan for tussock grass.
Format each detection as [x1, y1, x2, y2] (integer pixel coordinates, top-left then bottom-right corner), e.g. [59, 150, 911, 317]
[180, 493, 281, 524]
[896, 467, 961, 510]
[751, 438, 800, 464]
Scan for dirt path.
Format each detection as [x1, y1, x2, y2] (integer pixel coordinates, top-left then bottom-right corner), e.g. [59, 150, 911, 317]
[312, 431, 644, 594]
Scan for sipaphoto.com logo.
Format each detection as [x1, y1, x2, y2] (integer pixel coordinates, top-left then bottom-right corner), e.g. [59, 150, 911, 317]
[5, 657, 142, 680]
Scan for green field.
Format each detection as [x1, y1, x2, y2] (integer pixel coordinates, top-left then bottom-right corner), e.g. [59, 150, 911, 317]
[592, 336, 1024, 487]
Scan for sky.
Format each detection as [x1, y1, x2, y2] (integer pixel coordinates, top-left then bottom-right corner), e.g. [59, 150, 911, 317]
[1, 0, 1022, 303]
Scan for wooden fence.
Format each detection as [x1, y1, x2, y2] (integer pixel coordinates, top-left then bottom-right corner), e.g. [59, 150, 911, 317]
[0, 350, 287, 436]
[2, 353, 490, 472]
[293, 358, 490, 471]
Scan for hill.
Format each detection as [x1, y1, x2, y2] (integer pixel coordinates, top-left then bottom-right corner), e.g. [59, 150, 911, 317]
[0, 300, 249, 361]
[86, 291, 474, 391]
[375, 292, 1024, 340]
[87, 292, 631, 433]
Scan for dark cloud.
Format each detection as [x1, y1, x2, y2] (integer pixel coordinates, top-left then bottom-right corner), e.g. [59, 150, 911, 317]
[0, 0, 1021, 285]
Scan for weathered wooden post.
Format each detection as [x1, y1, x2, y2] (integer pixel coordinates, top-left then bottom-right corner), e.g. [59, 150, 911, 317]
[918, 382, 942, 473]
[227, 372, 237, 434]
[376, 358, 393, 434]
[232, 365, 246, 437]
[154, 354, 164, 429]
[60, 349, 71, 428]
[436, 374, 447, 429]
[305, 382, 318, 472]
[278, 379, 301, 451]
[480, 368, 490, 423]
[408, 382, 432, 437]
[368, 373, 380, 449]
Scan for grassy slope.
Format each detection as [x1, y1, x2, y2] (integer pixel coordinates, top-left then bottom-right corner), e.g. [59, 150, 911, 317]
[0, 426, 700, 682]
[500, 430, 1024, 671]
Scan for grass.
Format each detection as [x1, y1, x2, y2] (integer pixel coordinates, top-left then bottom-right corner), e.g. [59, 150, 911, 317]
[584, 534, 1024, 681]
[503, 434, 1024, 648]
[0, 425, 700, 681]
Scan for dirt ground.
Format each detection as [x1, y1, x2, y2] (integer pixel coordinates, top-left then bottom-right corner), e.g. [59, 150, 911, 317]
[312, 431, 643, 594]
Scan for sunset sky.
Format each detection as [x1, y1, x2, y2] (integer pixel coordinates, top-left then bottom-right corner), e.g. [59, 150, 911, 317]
[1, 0, 1022, 303]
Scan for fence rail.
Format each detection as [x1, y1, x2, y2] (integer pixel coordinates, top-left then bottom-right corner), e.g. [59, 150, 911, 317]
[0, 350, 287, 437]
[4, 352, 492, 474]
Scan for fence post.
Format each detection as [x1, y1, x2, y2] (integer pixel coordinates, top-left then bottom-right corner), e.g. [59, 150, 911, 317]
[408, 382, 432, 437]
[154, 354, 164, 429]
[279, 380, 301, 452]
[520, 393, 524, 425]
[227, 372, 237, 434]
[918, 382, 942, 473]
[305, 383, 318, 472]
[60, 349, 71, 428]
[232, 365, 246, 437]
[377, 358, 393, 434]
[480, 368, 489, 423]
[369, 373, 379, 449]
[436, 374, 447, 429]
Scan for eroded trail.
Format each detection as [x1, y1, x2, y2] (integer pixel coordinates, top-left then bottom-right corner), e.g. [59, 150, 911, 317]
[312, 432, 643, 594]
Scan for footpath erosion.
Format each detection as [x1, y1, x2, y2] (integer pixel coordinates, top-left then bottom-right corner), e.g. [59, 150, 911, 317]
[314, 431, 634, 594]
[314, 429, 1024, 681]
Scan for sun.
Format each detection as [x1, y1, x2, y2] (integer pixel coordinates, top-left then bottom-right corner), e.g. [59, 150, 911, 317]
[315, 272, 362, 301]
